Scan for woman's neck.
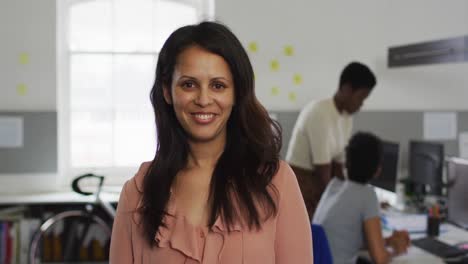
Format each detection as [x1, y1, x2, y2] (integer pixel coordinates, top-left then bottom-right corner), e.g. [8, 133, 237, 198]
[187, 138, 225, 170]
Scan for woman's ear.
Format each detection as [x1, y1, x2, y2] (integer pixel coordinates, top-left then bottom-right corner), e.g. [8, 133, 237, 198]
[163, 85, 172, 104]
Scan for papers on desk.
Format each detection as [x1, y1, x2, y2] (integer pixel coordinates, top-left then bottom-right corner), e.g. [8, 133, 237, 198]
[382, 213, 428, 233]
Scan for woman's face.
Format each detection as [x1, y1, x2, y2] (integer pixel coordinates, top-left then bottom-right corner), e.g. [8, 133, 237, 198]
[164, 45, 235, 145]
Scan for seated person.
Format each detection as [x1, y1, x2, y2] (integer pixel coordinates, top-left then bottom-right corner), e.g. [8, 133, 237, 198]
[313, 132, 410, 264]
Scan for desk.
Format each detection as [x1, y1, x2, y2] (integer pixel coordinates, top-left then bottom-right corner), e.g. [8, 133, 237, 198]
[390, 224, 468, 264]
[374, 185, 468, 263]
[0, 187, 121, 205]
[391, 246, 442, 263]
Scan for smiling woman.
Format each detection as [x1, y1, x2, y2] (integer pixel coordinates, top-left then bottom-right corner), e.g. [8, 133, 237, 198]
[109, 21, 313, 264]
[163, 45, 235, 144]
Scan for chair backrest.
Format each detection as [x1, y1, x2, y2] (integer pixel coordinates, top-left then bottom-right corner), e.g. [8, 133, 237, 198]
[311, 223, 333, 264]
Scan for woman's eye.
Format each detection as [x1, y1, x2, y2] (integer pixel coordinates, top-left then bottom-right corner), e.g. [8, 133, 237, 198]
[182, 81, 195, 88]
[213, 83, 225, 90]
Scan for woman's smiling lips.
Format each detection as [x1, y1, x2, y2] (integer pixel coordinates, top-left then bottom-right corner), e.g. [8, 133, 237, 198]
[191, 112, 217, 124]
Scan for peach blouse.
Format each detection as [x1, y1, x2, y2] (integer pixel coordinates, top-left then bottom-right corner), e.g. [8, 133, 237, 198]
[109, 161, 313, 263]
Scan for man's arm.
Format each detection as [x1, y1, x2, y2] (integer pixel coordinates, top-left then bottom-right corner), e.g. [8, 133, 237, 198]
[290, 163, 333, 181]
[290, 164, 332, 220]
[314, 164, 333, 192]
[291, 161, 343, 184]
[290, 164, 333, 195]
[313, 161, 344, 194]
[290, 165, 315, 192]
[332, 161, 345, 180]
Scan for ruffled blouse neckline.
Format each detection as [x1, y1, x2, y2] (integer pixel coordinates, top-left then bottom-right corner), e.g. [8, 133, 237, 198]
[154, 193, 243, 262]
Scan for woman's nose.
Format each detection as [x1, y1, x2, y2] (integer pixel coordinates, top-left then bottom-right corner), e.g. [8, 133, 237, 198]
[194, 89, 212, 106]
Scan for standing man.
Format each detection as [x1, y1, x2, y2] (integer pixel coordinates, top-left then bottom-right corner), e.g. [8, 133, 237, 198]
[286, 61, 376, 219]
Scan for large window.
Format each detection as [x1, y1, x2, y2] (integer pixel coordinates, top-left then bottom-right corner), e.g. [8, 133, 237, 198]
[58, 0, 214, 185]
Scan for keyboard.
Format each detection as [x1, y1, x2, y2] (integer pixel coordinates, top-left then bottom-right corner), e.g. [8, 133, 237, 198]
[412, 237, 467, 258]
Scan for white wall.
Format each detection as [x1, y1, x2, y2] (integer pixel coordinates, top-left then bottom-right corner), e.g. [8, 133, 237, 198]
[0, 0, 467, 111]
[217, 0, 468, 111]
[0, 0, 56, 111]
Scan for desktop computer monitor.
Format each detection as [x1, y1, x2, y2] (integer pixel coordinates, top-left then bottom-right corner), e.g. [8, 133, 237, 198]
[447, 157, 468, 229]
[409, 140, 444, 195]
[370, 141, 399, 192]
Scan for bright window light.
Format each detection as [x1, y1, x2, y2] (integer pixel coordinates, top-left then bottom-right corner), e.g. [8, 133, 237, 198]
[60, 0, 213, 184]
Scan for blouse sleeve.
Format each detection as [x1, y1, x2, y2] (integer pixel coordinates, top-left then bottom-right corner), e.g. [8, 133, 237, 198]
[109, 180, 134, 263]
[274, 162, 314, 263]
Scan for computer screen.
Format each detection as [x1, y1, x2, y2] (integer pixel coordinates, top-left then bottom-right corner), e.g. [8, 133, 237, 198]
[370, 141, 399, 192]
[409, 140, 444, 195]
[447, 158, 468, 229]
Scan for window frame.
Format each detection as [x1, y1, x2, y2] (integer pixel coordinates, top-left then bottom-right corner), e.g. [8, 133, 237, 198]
[57, 0, 214, 187]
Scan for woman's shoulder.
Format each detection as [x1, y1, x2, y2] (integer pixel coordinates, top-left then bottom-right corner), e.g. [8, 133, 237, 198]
[133, 161, 152, 191]
[270, 160, 295, 190]
[121, 161, 152, 209]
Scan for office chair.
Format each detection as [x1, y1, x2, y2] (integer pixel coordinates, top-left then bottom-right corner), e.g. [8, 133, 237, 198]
[311, 224, 333, 264]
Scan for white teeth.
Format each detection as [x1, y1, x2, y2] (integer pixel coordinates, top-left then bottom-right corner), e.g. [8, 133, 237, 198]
[194, 114, 214, 120]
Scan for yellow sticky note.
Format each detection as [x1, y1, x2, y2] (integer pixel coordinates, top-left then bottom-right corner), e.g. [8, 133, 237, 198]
[19, 53, 30, 65]
[288, 92, 297, 102]
[248, 42, 258, 53]
[270, 59, 280, 71]
[293, 74, 303, 85]
[271, 86, 280, 96]
[283, 45, 294, 56]
[16, 84, 28, 96]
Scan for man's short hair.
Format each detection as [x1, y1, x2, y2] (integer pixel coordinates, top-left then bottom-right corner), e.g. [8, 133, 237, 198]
[339, 62, 377, 91]
[346, 132, 383, 184]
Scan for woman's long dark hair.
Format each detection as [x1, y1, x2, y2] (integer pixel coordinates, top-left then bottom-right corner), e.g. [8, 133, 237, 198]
[141, 21, 282, 246]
